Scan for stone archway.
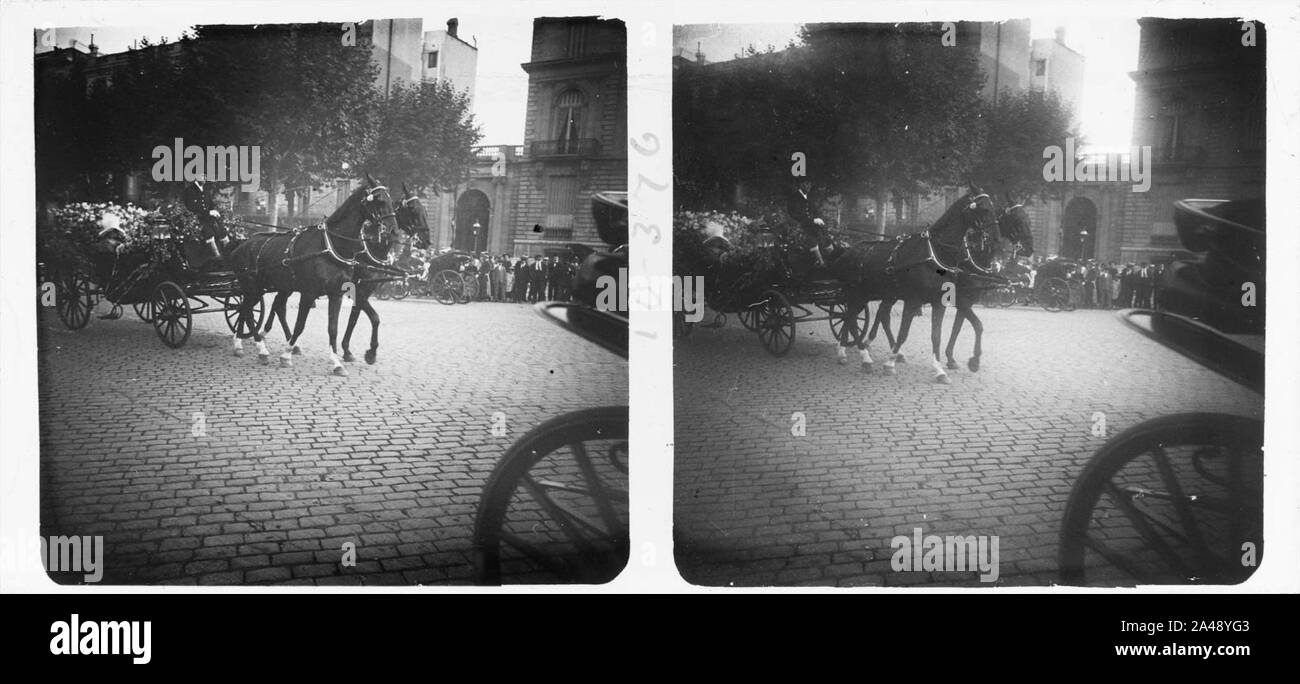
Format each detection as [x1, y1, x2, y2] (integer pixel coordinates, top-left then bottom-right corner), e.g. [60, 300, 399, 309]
[1061, 196, 1098, 259]
[454, 189, 491, 252]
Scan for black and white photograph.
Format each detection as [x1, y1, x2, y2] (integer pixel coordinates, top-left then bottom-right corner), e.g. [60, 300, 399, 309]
[30, 12, 630, 585]
[672, 18, 1267, 586]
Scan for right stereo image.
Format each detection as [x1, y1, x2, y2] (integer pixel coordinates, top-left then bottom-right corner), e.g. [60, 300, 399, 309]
[671, 18, 1265, 587]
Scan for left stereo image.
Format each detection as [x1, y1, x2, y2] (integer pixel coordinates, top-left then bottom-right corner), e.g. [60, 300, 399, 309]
[33, 15, 630, 585]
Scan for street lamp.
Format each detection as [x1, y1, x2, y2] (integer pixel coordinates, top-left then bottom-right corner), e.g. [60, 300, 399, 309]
[1079, 229, 1089, 259]
[472, 220, 482, 251]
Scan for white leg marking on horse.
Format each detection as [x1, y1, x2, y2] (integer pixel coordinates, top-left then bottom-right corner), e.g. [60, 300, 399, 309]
[330, 351, 347, 376]
[860, 346, 873, 365]
[232, 335, 244, 356]
[837, 345, 848, 364]
[932, 355, 950, 383]
[279, 349, 293, 367]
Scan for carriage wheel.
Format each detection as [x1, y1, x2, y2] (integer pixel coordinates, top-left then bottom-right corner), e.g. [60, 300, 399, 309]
[827, 303, 847, 339]
[474, 406, 629, 585]
[1059, 413, 1263, 586]
[375, 282, 391, 301]
[55, 272, 93, 330]
[1062, 283, 1078, 312]
[432, 270, 461, 306]
[133, 300, 153, 322]
[757, 290, 796, 357]
[827, 303, 869, 345]
[151, 281, 192, 348]
[459, 275, 479, 304]
[1040, 278, 1069, 312]
[390, 280, 409, 301]
[221, 294, 263, 335]
[997, 287, 1016, 308]
[738, 306, 759, 331]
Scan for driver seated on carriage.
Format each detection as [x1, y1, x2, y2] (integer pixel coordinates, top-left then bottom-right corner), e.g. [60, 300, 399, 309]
[182, 174, 230, 266]
[786, 179, 836, 280]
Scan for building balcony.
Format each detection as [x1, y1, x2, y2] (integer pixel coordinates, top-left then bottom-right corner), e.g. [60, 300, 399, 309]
[472, 145, 523, 162]
[542, 227, 574, 241]
[529, 138, 602, 158]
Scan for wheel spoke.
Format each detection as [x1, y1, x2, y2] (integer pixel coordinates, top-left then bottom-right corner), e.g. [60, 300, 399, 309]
[1102, 479, 1194, 579]
[1150, 445, 1216, 571]
[571, 441, 623, 537]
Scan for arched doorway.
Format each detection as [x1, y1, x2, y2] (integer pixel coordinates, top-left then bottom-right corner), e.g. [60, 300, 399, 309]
[1061, 196, 1097, 260]
[454, 189, 491, 252]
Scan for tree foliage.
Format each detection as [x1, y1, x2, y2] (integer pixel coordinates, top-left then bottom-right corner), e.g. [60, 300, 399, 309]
[363, 79, 481, 193]
[35, 21, 482, 218]
[674, 22, 1077, 213]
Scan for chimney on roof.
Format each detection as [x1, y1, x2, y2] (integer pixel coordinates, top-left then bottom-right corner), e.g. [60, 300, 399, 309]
[89, 33, 99, 56]
[447, 18, 458, 38]
[1055, 27, 1066, 45]
[695, 41, 705, 63]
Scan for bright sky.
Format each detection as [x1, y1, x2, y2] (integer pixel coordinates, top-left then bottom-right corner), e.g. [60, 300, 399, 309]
[49, 16, 532, 144]
[674, 18, 1140, 150]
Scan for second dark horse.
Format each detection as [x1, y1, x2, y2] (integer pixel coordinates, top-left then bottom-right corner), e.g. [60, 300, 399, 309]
[226, 175, 403, 375]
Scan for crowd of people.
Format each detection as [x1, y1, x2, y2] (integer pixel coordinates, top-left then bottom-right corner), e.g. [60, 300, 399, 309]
[398, 248, 583, 303]
[1008, 256, 1167, 309]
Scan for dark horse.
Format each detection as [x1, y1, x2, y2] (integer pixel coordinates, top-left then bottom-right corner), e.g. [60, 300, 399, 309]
[262, 184, 421, 366]
[829, 187, 1000, 383]
[860, 194, 1034, 375]
[226, 175, 401, 375]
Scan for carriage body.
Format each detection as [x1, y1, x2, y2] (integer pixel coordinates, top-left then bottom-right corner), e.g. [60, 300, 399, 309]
[1058, 197, 1264, 586]
[40, 206, 263, 346]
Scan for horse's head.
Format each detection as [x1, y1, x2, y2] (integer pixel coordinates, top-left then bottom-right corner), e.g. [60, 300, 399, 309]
[949, 184, 998, 260]
[997, 194, 1034, 258]
[394, 183, 428, 251]
[346, 174, 404, 257]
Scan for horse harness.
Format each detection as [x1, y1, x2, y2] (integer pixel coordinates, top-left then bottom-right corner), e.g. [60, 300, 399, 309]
[246, 186, 404, 286]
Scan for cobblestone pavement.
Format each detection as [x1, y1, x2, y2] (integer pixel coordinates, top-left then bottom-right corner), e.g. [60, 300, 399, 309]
[673, 305, 1262, 587]
[38, 295, 626, 585]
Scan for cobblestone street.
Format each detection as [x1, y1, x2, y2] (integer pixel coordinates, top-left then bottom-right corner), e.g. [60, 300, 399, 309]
[38, 296, 626, 585]
[673, 305, 1262, 587]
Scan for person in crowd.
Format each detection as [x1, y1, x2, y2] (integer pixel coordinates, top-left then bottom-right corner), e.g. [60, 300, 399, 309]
[527, 255, 545, 303]
[1118, 264, 1134, 308]
[512, 256, 529, 302]
[1096, 264, 1112, 309]
[1135, 262, 1152, 308]
[491, 256, 507, 302]
[546, 255, 565, 302]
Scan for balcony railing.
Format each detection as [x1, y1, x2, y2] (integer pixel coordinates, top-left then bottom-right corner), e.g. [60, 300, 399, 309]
[530, 138, 601, 158]
[472, 145, 523, 162]
[543, 227, 574, 241]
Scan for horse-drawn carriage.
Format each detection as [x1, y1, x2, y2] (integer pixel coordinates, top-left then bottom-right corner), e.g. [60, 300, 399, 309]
[426, 250, 480, 305]
[1032, 257, 1083, 312]
[39, 204, 264, 348]
[675, 218, 869, 357]
[1058, 198, 1264, 585]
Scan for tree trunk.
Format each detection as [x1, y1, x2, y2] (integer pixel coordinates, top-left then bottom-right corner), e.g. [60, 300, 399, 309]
[264, 163, 280, 227]
[875, 190, 888, 235]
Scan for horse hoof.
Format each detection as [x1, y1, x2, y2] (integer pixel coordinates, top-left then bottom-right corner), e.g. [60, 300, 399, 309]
[258, 354, 270, 366]
[343, 351, 356, 363]
[837, 356, 848, 366]
[861, 363, 873, 373]
[883, 366, 896, 376]
[364, 350, 377, 365]
[895, 354, 906, 363]
[292, 346, 302, 356]
[946, 359, 959, 370]
[233, 348, 244, 357]
[279, 357, 292, 368]
[968, 357, 981, 372]
[935, 374, 951, 385]
[332, 366, 348, 377]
